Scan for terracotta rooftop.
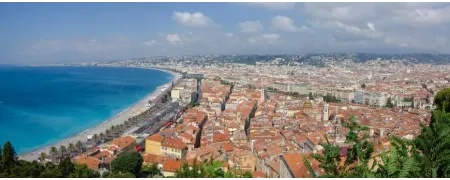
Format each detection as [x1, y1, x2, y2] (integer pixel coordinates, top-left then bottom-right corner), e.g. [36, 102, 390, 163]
[72, 154, 101, 170]
[162, 159, 182, 172]
[162, 138, 187, 150]
[252, 170, 267, 178]
[281, 153, 321, 178]
[142, 153, 171, 165]
[213, 133, 229, 143]
[146, 134, 165, 143]
[110, 136, 136, 150]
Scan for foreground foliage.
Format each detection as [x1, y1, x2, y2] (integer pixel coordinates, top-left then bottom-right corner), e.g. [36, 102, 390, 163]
[0, 141, 99, 178]
[173, 158, 252, 178]
[305, 88, 450, 178]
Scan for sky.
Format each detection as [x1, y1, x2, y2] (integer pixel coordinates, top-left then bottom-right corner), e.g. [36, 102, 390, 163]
[1, 2, 450, 64]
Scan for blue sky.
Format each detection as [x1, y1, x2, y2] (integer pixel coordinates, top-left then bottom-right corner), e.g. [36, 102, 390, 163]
[1, 2, 450, 64]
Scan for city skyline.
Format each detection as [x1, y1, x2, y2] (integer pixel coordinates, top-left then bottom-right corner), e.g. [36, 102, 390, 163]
[2, 2, 450, 64]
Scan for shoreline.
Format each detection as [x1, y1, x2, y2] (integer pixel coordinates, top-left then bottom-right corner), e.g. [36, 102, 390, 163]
[18, 66, 181, 162]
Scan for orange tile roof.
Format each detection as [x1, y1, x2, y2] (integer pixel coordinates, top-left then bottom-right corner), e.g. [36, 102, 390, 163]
[110, 136, 136, 150]
[162, 159, 183, 172]
[223, 142, 234, 152]
[281, 153, 321, 178]
[146, 134, 165, 143]
[72, 154, 101, 170]
[253, 170, 267, 178]
[142, 153, 171, 165]
[213, 133, 229, 143]
[162, 138, 187, 150]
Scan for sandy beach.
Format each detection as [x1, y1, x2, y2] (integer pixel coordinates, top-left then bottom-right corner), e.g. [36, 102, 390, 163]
[18, 67, 180, 162]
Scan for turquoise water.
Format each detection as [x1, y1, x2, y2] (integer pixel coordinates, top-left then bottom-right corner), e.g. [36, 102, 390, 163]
[0, 66, 172, 154]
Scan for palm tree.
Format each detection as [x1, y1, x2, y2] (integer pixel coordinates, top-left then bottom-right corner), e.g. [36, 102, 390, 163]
[59, 145, 67, 158]
[124, 121, 130, 128]
[100, 132, 105, 141]
[106, 129, 111, 139]
[93, 134, 99, 144]
[50, 146, 58, 161]
[39, 152, 47, 162]
[75, 140, 83, 153]
[119, 124, 124, 133]
[110, 125, 117, 138]
[68, 143, 75, 154]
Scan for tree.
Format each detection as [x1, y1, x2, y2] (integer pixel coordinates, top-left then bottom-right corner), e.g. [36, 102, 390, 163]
[68, 143, 75, 155]
[110, 126, 116, 138]
[373, 136, 421, 178]
[304, 116, 375, 178]
[2, 141, 17, 174]
[75, 141, 83, 153]
[0, 144, 2, 174]
[58, 157, 75, 178]
[434, 88, 450, 113]
[68, 164, 100, 178]
[413, 110, 450, 178]
[309, 92, 315, 101]
[49, 146, 58, 162]
[107, 172, 136, 178]
[105, 129, 111, 139]
[242, 171, 253, 178]
[59, 145, 66, 158]
[175, 161, 204, 178]
[385, 97, 395, 108]
[39, 152, 47, 163]
[40, 162, 60, 178]
[100, 132, 105, 141]
[362, 83, 366, 88]
[142, 163, 160, 178]
[93, 134, 99, 144]
[111, 151, 143, 177]
[202, 157, 223, 178]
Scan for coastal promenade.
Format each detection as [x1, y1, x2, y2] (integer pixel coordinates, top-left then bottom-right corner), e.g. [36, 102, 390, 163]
[18, 67, 180, 162]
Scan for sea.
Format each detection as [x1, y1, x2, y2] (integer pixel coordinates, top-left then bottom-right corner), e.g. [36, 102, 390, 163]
[0, 66, 172, 154]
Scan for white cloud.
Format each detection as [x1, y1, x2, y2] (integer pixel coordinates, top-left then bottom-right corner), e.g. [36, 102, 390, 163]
[366, 22, 376, 31]
[172, 11, 213, 28]
[261, 34, 280, 43]
[271, 16, 297, 32]
[17, 2, 450, 64]
[244, 2, 296, 10]
[391, 6, 450, 26]
[310, 20, 383, 39]
[166, 34, 182, 45]
[238, 21, 263, 33]
[270, 15, 313, 33]
[143, 40, 156, 46]
[248, 38, 256, 44]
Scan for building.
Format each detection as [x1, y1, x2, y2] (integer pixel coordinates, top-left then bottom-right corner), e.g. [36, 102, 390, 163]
[322, 102, 329, 121]
[171, 78, 198, 103]
[161, 138, 188, 159]
[72, 154, 101, 171]
[279, 153, 320, 178]
[145, 134, 165, 155]
[162, 159, 183, 177]
[109, 136, 136, 153]
[369, 92, 386, 107]
[354, 90, 365, 104]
